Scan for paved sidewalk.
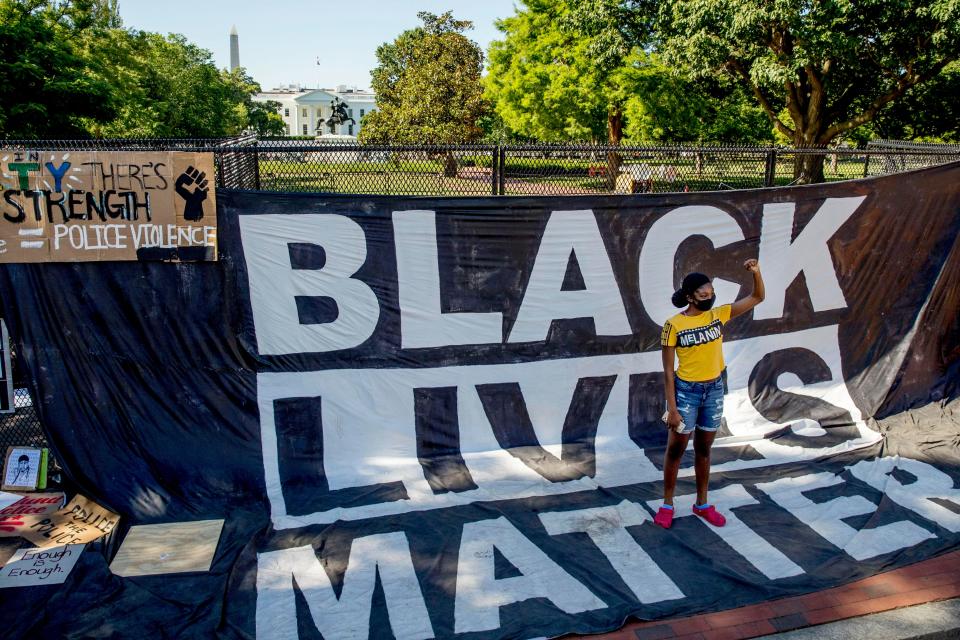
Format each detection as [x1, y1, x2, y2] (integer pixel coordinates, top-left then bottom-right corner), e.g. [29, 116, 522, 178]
[755, 597, 960, 639]
[569, 549, 960, 640]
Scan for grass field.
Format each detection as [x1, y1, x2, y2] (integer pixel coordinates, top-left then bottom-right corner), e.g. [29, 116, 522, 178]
[256, 153, 875, 195]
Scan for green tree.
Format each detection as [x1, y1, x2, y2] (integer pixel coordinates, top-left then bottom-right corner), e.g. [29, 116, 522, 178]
[222, 68, 287, 137]
[360, 11, 488, 148]
[0, 0, 117, 138]
[486, 0, 656, 185]
[615, 50, 771, 143]
[1, 1, 272, 139]
[92, 32, 249, 137]
[485, 0, 608, 142]
[562, 0, 657, 144]
[658, 0, 960, 181]
[856, 63, 960, 143]
[485, 0, 771, 185]
[486, 0, 667, 145]
[246, 99, 286, 137]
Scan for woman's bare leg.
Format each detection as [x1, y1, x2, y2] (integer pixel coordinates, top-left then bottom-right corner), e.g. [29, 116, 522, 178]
[693, 429, 717, 505]
[662, 430, 692, 505]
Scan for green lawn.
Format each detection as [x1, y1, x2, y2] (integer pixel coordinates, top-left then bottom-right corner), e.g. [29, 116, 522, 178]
[258, 166, 495, 195]
[256, 154, 874, 195]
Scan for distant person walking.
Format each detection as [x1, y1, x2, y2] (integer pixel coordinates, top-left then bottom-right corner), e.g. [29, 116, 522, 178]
[654, 260, 765, 529]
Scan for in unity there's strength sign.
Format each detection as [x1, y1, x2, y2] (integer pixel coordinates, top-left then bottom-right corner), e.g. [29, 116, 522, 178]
[0, 150, 217, 262]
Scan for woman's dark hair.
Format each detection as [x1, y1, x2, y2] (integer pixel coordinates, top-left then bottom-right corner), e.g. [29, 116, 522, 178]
[671, 272, 711, 308]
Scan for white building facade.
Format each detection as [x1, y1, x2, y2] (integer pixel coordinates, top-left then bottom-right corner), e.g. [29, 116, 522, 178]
[252, 85, 377, 138]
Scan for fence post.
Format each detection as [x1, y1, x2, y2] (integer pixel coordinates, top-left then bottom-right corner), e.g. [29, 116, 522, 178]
[215, 153, 225, 188]
[253, 139, 261, 191]
[498, 146, 507, 195]
[863, 153, 871, 178]
[764, 149, 777, 187]
[491, 146, 499, 196]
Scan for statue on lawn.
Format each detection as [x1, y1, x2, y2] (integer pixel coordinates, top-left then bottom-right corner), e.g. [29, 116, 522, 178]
[325, 97, 356, 135]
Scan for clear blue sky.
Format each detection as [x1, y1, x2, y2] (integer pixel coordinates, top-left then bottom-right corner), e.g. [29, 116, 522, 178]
[117, 0, 519, 90]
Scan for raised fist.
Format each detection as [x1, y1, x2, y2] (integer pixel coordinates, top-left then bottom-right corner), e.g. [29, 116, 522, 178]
[175, 165, 209, 221]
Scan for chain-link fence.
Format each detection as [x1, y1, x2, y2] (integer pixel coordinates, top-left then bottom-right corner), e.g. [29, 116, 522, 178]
[253, 144, 497, 195]
[222, 141, 960, 195]
[0, 344, 48, 455]
[5, 137, 957, 196]
[0, 392, 46, 449]
[864, 139, 960, 176]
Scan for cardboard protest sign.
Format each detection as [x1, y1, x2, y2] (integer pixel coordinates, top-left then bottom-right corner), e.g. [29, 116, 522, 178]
[0, 491, 21, 510]
[0, 150, 217, 262]
[110, 519, 224, 576]
[1, 447, 47, 491]
[0, 492, 64, 515]
[0, 492, 65, 538]
[20, 494, 118, 549]
[0, 544, 83, 588]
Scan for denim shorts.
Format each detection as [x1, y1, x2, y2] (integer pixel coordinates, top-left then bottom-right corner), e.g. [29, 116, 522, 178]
[674, 375, 724, 435]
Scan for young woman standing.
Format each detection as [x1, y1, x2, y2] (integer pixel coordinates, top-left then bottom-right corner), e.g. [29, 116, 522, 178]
[654, 259, 765, 529]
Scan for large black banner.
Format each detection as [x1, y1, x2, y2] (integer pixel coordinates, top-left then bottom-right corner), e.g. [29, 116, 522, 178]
[1, 163, 959, 639]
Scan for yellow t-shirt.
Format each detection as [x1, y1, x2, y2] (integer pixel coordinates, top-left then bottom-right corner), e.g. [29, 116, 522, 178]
[660, 304, 732, 382]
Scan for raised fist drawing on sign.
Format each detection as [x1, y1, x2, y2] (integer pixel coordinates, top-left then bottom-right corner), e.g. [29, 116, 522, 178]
[175, 165, 209, 221]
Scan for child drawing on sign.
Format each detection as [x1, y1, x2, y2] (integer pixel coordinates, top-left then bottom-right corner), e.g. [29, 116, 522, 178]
[11, 454, 31, 486]
[655, 259, 765, 529]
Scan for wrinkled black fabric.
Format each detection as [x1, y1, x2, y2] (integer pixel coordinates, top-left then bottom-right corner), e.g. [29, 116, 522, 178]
[0, 163, 957, 639]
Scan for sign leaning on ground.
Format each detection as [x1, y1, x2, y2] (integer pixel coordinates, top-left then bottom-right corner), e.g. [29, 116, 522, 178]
[0, 150, 217, 262]
[0, 544, 84, 588]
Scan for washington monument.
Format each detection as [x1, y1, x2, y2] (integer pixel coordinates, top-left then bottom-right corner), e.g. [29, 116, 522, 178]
[230, 25, 240, 72]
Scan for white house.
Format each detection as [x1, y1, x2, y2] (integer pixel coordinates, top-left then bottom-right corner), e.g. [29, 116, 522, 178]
[252, 85, 377, 138]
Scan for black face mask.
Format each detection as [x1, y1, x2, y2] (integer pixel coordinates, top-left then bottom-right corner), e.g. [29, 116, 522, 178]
[693, 295, 716, 311]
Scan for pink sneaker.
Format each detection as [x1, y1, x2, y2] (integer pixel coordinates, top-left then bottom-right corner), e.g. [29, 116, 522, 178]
[693, 504, 726, 527]
[653, 506, 674, 529]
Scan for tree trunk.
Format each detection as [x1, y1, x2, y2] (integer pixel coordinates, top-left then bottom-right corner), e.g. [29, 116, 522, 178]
[792, 153, 826, 184]
[792, 128, 827, 184]
[443, 150, 458, 178]
[605, 108, 624, 190]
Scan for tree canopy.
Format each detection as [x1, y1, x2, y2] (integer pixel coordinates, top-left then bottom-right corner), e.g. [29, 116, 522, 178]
[485, 0, 772, 144]
[0, 0, 117, 137]
[486, 0, 959, 155]
[485, 0, 608, 142]
[359, 11, 488, 144]
[4, 0, 957, 152]
[852, 62, 960, 143]
[657, 0, 960, 177]
[0, 0, 276, 139]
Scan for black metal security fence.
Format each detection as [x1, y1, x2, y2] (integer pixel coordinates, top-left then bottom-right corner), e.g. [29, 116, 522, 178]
[864, 139, 960, 176]
[221, 139, 960, 195]
[0, 344, 49, 455]
[3, 136, 958, 196]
